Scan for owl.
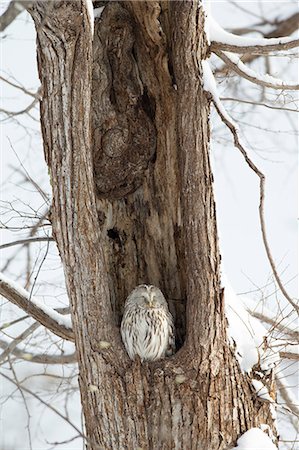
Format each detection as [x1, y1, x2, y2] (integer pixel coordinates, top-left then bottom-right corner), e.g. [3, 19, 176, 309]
[121, 284, 175, 362]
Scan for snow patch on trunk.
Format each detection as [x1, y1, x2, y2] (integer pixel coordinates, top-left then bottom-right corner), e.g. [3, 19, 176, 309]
[232, 428, 277, 449]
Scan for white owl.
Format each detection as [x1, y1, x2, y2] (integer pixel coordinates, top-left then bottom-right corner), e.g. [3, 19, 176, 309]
[121, 284, 175, 362]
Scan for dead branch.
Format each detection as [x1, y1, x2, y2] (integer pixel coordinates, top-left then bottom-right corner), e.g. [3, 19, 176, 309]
[220, 97, 298, 113]
[279, 351, 299, 361]
[0, 273, 74, 341]
[0, 1, 30, 32]
[214, 50, 299, 91]
[0, 236, 54, 250]
[243, 12, 299, 65]
[216, 108, 299, 314]
[0, 76, 40, 99]
[0, 96, 39, 118]
[276, 375, 299, 417]
[0, 338, 77, 364]
[211, 34, 299, 55]
[1, 371, 84, 437]
[248, 309, 299, 342]
[202, 66, 299, 314]
[0, 321, 40, 364]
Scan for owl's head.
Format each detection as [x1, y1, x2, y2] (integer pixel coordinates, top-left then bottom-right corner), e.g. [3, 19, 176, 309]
[125, 284, 168, 310]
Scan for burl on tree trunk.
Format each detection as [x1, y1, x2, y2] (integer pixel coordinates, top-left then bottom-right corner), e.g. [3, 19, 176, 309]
[31, 1, 276, 449]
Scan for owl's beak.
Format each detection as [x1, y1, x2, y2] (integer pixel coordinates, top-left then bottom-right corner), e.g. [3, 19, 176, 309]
[147, 293, 156, 308]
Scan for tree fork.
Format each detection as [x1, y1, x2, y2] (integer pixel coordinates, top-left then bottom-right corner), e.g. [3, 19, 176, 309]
[30, 1, 276, 448]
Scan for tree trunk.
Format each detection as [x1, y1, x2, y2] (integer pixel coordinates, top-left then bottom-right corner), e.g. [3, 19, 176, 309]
[30, 1, 276, 448]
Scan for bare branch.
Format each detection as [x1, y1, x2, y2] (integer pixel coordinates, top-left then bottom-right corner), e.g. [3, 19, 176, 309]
[280, 351, 299, 361]
[1, 371, 84, 437]
[248, 309, 299, 342]
[220, 97, 298, 113]
[0, 1, 27, 32]
[0, 236, 54, 250]
[1, 96, 39, 118]
[210, 17, 299, 55]
[0, 76, 40, 99]
[276, 375, 299, 417]
[0, 338, 77, 364]
[0, 322, 40, 364]
[202, 62, 299, 314]
[243, 12, 299, 65]
[0, 272, 74, 341]
[215, 50, 299, 91]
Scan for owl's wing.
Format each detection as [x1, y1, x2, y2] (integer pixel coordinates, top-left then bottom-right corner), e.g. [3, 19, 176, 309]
[166, 313, 176, 356]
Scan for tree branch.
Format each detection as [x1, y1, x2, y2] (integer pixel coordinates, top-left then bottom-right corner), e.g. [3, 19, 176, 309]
[0, 1, 27, 32]
[0, 76, 40, 99]
[210, 16, 299, 55]
[0, 272, 74, 341]
[220, 97, 298, 113]
[1, 372, 84, 437]
[0, 322, 40, 364]
[247, 309, 299, 342]
[0, 338, 77, 364]
[276, 375, 299, 417]
[0, 236, 54, 250]
[202, 61, 299, 315]
[215, 50, 299, 90]
[242, 12, 299, 65]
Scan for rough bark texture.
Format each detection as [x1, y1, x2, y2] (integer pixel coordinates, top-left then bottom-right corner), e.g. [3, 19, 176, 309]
[31, 1, 276, 449]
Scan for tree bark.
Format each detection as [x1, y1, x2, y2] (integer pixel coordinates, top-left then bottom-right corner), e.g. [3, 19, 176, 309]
[30, 1, 277, 448]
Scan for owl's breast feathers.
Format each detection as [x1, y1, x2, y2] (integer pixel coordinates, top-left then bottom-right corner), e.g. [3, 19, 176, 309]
[121, 289, 175, 362]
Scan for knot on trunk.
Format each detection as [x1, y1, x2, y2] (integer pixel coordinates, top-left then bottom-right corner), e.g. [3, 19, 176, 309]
[92, 3, 156, 199]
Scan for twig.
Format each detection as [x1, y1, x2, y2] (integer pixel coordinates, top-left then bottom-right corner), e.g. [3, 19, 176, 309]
[0, 339, 77, 364]
[220, 97, 298, 113]
[0, 75, 40, 98]
[247, 309, 299, 342]
[202, 62, 299, 314]
[0, 236, 54, 250]
[0, 321, 40, 364]
[214, 106, 299, 314]
[276, 375, 299, 417]
[1, 371, 85, 437]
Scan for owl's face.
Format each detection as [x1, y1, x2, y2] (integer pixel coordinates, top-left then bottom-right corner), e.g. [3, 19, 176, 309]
[126, 284, 168, 310]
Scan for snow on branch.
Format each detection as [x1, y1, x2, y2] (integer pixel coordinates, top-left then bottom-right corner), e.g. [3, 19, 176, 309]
[85, 0, 94, 35]
[0, 272, 74, 341]
[214, 50, 299, 91]
[202, 61, 299, 315]
[222, 275, 280, 373]
[210, 17, 299, 55]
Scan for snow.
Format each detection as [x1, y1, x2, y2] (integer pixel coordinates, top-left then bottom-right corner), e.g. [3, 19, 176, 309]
[202, 0, 211, 44]
[222, 275, 280, 373]
[244, 297, 298, 335]
[0, 272, 72, 329]
[202, 59, 238, 127]
[251, 380, 277, 429]
[252, 379, 273, 403]
[222, 275, 259, 372]
[85, 0, 94, 35]
[209, 16, 297, 49]
[94, 6, 105, 19]
[232, 428, 278, 450]
[222, 51, 298, 89]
